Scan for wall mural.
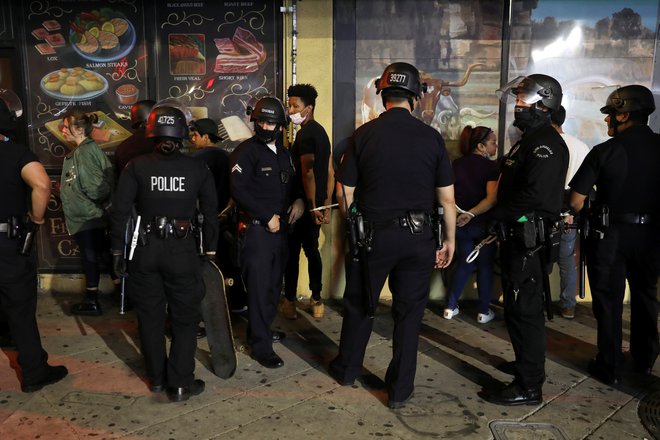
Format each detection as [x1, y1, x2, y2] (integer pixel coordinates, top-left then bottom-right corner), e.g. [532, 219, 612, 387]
[354, 0, 658, 155]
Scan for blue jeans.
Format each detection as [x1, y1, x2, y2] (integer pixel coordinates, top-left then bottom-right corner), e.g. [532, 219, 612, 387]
[558, 228, 578, 309]
[446, 224, 496, 314]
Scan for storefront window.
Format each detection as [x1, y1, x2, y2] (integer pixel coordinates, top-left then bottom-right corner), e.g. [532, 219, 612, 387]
[506, 0, 659, 150]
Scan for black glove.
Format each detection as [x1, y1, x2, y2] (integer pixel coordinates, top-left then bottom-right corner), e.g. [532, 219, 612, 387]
[113, 253, 128, 278]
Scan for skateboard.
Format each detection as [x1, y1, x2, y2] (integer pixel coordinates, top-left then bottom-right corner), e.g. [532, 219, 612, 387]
[200, 260, 237, 379]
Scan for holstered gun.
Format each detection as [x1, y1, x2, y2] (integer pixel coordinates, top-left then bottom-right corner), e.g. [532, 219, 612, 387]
[345, 203, 374, 319]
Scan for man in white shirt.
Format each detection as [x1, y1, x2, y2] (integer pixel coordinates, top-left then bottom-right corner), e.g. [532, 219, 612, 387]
[551, 106, 589, 319]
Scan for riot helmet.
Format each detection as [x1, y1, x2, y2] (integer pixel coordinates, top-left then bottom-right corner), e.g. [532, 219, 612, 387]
[375, 62, 427, 98]
[0, 89, 23, 133]
[600, 85, 655, 115]
[246, 96, 287, 143]
[247, 96, 288, 125]
[130, 99, 156, 129]
[497, 74, 563, 111]
[145, 106, 189, 140]
[152, 98, 193, 125]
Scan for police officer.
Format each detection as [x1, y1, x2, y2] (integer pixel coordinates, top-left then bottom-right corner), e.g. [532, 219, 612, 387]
[0, 89, 68, 392]
[329, 62, 456, 409]
[569, 85, 660, 384]
[114, 100, 156, 176]
[230, 96, 304, 369]
[111, 105, 218, 402]
[481, 74, 568, 405]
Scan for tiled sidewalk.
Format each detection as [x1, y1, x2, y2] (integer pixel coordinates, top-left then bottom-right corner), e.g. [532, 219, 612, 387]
[0, 289, 656, 439]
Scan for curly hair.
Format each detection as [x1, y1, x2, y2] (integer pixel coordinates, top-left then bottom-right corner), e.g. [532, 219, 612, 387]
[287, 83, 318, 109]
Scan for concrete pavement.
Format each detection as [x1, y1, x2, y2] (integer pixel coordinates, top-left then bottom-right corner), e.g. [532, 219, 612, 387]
[0, 288, 657, 439]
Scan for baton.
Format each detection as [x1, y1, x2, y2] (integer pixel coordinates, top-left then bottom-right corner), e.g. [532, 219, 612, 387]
[128, 215, 141, 261]
[309, 203, 338, 212]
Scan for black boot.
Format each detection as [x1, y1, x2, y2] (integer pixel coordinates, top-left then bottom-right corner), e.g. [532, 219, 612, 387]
[71, 289, 102, 316]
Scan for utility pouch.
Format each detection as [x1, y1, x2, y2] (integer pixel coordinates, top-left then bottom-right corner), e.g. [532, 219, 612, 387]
[511, 220, 537, 248]
[7, 216, 21, 239]
[18, 219, 39, 256]
[172, 219, 191, 239]
[156, 216, 169, 239]
[545, 222, 561, 264]
[404, 210, 426, 235]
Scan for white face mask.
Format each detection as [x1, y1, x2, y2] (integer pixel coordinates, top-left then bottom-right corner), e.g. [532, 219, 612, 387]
[290, 111, 307, 126]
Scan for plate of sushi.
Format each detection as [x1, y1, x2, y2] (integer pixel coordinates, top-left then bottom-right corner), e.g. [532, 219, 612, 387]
[69, 8, 136, 62]
[40, 67, 108, 101]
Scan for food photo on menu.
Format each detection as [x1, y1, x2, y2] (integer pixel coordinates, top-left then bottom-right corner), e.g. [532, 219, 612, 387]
[25, 5, 147, 157]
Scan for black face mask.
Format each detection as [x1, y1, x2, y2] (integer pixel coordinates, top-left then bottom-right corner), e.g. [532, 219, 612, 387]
[255, 124, 278, 143]
[513, 105, 550, 131]
[0, 112, 16, 134]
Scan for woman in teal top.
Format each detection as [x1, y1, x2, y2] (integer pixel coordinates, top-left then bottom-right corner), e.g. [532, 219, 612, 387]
[59, 110, 115, 315]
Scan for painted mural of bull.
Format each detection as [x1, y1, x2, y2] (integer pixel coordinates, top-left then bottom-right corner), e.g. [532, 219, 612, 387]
[360, 63, 492, 137]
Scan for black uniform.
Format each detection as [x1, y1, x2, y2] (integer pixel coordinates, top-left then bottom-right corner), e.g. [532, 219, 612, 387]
[492, 123, 568, 389]
[230, 136, 299, 357]
[111, 151, 218, 389]
[114, 127, 152, 176]
[570, 124, 660, 378]
[331, 107, 453, 402]
[0, 142, 50, 387]
[284, 119, 331, 301]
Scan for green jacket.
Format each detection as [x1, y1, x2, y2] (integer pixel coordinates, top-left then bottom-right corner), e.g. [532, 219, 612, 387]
[60, 138, 114, 235]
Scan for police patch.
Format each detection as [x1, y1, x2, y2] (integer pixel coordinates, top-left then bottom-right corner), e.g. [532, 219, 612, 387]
[533, 145, 553, 158]
[231, 164, 242, 173]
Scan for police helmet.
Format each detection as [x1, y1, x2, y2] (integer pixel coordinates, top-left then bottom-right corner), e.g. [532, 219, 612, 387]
[497, 74, 562, 111]
[375, 62, 427, 98]
[600, 85, 656, 115]
[0, 89, 23, 132]
[145, 106, 189, 139]
[246, 96, 288, 125]
[152, 98, 193, 125]
[130, 100, 156, 128]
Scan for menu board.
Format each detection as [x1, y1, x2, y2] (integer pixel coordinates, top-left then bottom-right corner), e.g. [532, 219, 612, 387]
[154, 1, 279, 122]
[21, 0, 149, 169]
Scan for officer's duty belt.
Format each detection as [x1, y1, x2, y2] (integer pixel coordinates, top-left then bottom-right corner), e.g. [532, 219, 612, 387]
[369, 214, 431, 229]
[614, 213, 653, 225]
[144, 217, 193, 238]
[237, 213, 263, 226]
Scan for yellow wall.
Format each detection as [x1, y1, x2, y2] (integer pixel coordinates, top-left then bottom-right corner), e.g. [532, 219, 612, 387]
[283, 0, 341, 300]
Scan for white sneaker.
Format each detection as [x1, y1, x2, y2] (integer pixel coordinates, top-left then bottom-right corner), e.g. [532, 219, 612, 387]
[443, 308, 459, 320]
[477, 309, 495, 324]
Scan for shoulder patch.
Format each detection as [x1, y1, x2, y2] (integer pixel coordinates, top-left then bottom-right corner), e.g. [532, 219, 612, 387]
[231, 164, 242, 174]
[533, 145, 553, 159]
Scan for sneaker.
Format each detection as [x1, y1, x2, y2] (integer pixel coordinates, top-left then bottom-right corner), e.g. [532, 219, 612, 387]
[279, 298, 298, 320]
[477, 309, 495, 324]
[561, 307, 575, 319]
[443, 307, 459, 320]
[310, 298, 324, 318]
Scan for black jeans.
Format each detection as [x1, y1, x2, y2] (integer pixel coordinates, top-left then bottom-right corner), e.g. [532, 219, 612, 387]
[285, 212, 322, 301]
[74, 227, 113, 289]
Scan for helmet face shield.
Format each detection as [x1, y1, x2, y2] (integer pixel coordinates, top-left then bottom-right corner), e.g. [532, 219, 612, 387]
[496, 76, 544, 105]
[0, 89, 23, 118]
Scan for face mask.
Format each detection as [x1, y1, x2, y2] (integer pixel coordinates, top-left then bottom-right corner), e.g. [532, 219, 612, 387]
[512, 106, 535, 130]
[513, 105, 550, 131]
[255, 124, 278, 143]
[290, 111, 307, 126]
